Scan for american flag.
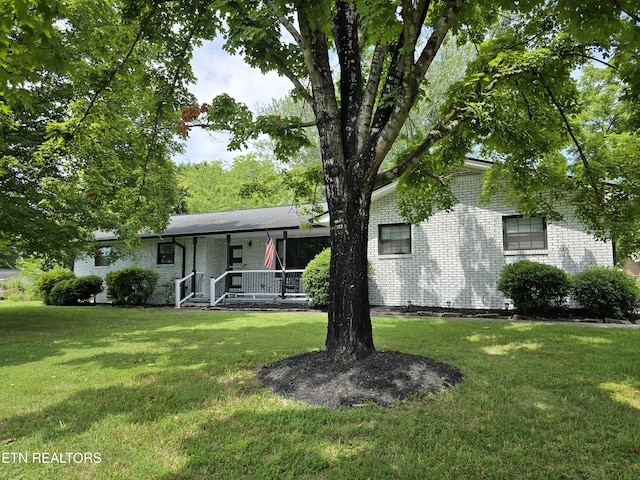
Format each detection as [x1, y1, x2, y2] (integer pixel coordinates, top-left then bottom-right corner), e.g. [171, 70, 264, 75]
[264, 231, 275, 269]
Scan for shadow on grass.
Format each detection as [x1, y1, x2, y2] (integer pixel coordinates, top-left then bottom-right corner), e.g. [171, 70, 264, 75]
[2, 306, 639, 478]
[157, 379, 640, 480]
[0, 305, 325, 367]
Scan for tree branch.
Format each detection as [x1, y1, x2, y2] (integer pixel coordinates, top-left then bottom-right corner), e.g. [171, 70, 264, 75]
[540, 77, 606, 205]
[357, 41, 388, 149]
[264, 0, 301, 45]
[333, 0, 363, 161]
[68, 1, 159, 140]
[374, 66, 526, 187]
[367, 0, 465, 183]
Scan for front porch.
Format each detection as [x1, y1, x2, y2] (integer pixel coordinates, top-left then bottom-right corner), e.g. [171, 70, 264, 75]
[175, 269, 307, 308]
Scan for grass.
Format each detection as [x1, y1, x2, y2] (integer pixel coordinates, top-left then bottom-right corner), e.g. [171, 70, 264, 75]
[0, 301, 639, 479]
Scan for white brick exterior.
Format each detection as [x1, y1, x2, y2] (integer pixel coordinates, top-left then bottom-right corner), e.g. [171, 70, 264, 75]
[368, 173, 613, 309]
[74, 231, 329, 304]
[75, 172, 613, 309]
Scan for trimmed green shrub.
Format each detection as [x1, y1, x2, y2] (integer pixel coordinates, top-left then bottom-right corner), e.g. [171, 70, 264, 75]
[48, 275, 104, 306]
[105, 267, 159, 306]
[73, 275, 104, 302]
[302, 248, 331, 309]
[497, 260, 572, 315]
[573, 267, 640, 319]
[35, 269, 76, 305]
[49, 278, 79, 306]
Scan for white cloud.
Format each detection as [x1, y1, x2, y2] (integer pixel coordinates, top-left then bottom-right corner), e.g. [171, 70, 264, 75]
[174, 38, 294, 165]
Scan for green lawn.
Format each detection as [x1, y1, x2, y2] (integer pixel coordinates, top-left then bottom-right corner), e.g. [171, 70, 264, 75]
[0, 302, 638, 479]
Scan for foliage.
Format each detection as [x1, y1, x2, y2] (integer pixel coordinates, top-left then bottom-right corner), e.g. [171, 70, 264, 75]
[167, 0, 640, 355]
[48, 279, 80, 306]
[1, 0, 190, 264]
[49, 275, 104, 306]
[9, 0, 640, 355]
[0, 257, 44, 301]
[104, 267, 159, 306]
[497, 260, 573, 315]
[573, 267, 640, 319]
[302, 248, 331, 308]
[34, 269, 76, 305]
[177, 155, 293, 212]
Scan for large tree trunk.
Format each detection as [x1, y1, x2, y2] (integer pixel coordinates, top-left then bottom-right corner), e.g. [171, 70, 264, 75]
[324, 178, 376, 361]
[298, 3, 376, 361]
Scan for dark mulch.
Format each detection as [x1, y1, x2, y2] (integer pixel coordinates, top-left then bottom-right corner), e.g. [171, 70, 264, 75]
[256, 350, 464, 409]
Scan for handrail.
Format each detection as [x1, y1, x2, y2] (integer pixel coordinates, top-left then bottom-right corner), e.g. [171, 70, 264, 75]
[210, 269, 305, 307]
[174, 272, 195, 308]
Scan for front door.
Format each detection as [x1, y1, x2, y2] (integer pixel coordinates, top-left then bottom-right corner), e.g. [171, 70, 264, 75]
[227, 245, 243, 291]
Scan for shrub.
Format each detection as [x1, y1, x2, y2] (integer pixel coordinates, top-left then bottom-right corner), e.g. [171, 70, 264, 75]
[497, 260, 572, 315]
[105, 267, 159, 306]
[573, 267, 640, 319]
[49, 279, 80, 306]
[302, 248, 331, 308]
[73, 275, 104, 302]
[35, 269, 76, 305]
[48, 275, 104, 306]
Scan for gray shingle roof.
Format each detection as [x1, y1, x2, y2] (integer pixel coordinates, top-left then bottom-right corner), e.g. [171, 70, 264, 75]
[95, 204, 325, 241]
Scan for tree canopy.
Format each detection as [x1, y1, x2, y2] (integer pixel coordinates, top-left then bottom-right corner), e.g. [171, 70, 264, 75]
[1, 0, 192, 264]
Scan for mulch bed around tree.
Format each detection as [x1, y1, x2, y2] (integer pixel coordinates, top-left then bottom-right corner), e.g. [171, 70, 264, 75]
[256, 350, 464, 409]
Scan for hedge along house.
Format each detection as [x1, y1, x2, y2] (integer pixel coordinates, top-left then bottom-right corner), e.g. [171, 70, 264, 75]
[73, 205, 331, 306]
[75, 158, 615, 310]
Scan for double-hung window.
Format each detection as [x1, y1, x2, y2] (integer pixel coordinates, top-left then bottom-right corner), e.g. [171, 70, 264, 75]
[503, 216, 547, 250]
[157, 243, 175, 265]
[379, 223, 411, 255]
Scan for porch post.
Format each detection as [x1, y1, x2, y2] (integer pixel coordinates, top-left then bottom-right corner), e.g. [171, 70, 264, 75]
[192, 237, 197, 295]
[225, 234, 231, 294]
[281, 231, 287, 298]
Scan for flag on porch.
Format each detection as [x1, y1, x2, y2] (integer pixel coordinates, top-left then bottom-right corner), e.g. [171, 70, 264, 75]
[264, 231, 275, 269]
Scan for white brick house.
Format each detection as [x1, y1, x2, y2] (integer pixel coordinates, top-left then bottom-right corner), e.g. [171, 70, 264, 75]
[74, 159, 614, 309]
[365, 160, 613, 309]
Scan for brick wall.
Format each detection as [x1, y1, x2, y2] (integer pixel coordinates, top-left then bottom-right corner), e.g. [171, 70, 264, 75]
[368, 174, 613, 309]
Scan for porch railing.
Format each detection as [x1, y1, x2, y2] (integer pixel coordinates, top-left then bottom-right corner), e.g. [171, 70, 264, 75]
[211, 269, 305, 307]
[174, 269, 306, 308]
[174, 272, 196, 308]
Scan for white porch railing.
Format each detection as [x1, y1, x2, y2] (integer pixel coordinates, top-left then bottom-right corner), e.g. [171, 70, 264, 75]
[174, 272, 195, 308]
[210, 269, 306, 306]
[174, 269, 307, 308]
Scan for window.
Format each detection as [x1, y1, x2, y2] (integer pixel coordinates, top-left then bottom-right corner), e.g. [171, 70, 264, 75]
[503, 216, 547, 250]
[276, 236, 331, 269]
[157, 243, 175, 264]
[94, 246, 112, 266]
[379, 224, 411, 255]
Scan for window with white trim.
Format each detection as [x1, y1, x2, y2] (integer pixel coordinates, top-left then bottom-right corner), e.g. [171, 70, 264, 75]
[503, 216, 547, 250]
[379, 223, 411, 255]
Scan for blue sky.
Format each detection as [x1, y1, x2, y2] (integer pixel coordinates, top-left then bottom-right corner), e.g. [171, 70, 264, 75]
[173, 38, 294, 166]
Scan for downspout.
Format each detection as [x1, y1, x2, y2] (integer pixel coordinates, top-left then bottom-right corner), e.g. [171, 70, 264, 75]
[172, 237, 186, 303]
[172, 237, 186, 280]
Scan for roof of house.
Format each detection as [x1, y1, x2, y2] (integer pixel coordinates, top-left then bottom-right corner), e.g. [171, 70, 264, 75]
[0, 269, 20, 280]
[95, 204, 326, 241]
[95, 158, 493, 242]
